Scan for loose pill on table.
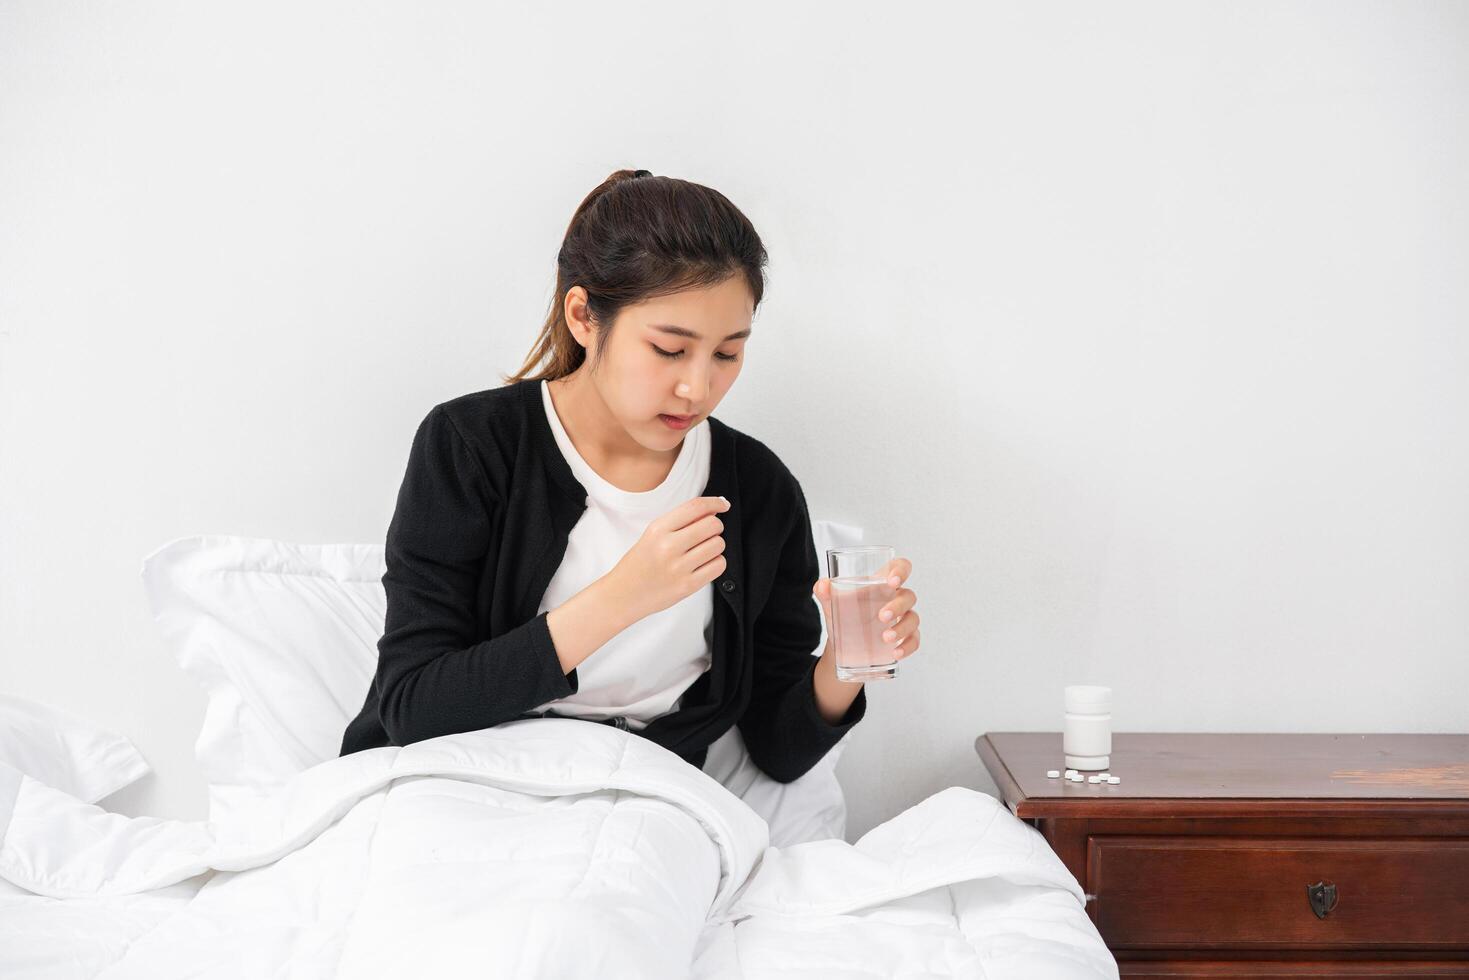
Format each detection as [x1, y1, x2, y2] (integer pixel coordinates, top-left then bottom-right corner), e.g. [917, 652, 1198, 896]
[1087, 775, 1101, 783]
[1107, 776, 1120, 784]
[1046, 770, 1061, 778]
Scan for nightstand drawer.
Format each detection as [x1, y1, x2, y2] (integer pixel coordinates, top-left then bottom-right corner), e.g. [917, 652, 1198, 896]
[1089, 836, 1469, 950]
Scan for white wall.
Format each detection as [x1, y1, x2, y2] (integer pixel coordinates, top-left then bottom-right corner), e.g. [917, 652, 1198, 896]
[2, 1, 1465, 841]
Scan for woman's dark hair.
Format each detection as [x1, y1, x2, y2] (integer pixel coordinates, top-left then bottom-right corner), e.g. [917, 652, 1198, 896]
[501, 169, 769, 385]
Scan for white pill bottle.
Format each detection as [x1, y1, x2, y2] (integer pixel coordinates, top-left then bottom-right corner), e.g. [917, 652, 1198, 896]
[1063, 685, 1112, 771]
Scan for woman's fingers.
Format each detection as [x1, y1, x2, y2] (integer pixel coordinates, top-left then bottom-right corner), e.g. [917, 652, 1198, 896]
[894, 626, 921, 659]
[884, 557, 913, 588]
[878, 588, 916, 624]
[880, 608, 920, 646]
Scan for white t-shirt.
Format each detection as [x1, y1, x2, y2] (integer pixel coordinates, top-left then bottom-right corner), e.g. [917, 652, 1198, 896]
[530, 379, 714, 731]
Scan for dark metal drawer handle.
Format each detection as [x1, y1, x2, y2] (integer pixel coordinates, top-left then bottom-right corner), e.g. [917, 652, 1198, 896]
[1307, 880, 1338, 919]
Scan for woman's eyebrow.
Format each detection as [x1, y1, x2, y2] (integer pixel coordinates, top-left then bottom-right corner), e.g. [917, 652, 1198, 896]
[650, 324, 753, 341]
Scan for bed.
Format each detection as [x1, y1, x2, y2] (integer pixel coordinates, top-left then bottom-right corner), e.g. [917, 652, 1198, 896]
[0, 532, 1119, 978]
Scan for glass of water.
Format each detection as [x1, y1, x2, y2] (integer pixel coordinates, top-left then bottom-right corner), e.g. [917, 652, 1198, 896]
[826, 545, 901, 682]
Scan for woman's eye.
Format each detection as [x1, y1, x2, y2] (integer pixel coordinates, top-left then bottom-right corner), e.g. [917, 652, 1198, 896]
[651, 345, 739, 362]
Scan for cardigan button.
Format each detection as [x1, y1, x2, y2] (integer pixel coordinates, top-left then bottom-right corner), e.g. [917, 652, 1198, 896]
[720, 578, 736, 593]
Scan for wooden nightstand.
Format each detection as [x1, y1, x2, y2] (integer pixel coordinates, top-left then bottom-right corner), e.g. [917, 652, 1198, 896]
[974, 732, 1469, 978]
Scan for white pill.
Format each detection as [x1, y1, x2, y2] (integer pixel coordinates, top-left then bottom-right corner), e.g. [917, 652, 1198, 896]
[1046, 770, 1060, 778]
[1107, 776, 1120, 784]
[1087, 775, 1101, 783]
[1064, 769, 1078, 776]
[1068, 773, 1083, 781]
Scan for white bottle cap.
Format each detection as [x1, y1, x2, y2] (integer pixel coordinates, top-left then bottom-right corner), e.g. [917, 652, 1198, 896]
[1064, 685, 1112, 713]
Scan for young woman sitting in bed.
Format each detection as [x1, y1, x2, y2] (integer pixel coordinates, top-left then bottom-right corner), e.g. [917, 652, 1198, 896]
[338, 169, 922, 783]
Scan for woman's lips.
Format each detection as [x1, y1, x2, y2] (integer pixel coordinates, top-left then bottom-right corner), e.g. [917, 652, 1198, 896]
[659, 413, 693, 429]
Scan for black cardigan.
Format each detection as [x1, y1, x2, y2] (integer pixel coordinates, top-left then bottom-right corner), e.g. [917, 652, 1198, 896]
[338, 378, 867, 781]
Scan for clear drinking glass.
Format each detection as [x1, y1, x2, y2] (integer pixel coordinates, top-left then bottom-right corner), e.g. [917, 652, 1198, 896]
[826, 545, 900, 682]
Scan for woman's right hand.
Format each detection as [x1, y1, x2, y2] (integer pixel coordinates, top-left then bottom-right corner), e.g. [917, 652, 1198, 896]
[606, 495, 731, 621]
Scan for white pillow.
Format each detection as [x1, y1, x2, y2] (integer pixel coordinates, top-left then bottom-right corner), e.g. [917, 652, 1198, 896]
[0, 693, 151, 803]
[140, 518, 865, 841]
[139, 535, 382, 821]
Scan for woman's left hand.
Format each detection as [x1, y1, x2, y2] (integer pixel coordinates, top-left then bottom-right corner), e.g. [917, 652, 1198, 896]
[813, 557, 921, 661]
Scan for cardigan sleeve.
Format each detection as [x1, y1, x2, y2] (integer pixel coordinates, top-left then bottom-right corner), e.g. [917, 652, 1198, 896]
[373, 404, 578, 747]
[736, 473, 867, 783]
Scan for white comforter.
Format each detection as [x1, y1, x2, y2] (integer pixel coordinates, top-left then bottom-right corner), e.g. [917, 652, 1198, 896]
[0, 719, 1117, 979]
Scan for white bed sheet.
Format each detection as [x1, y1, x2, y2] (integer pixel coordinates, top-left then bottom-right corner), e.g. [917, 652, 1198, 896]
[0, 719, 1117, 979]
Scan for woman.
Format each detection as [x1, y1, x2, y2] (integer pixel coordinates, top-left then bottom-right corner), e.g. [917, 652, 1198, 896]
[339, 169, 922, 782]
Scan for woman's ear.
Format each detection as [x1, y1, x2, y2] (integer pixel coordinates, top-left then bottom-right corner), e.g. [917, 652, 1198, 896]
[562, 286, 594, 350]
